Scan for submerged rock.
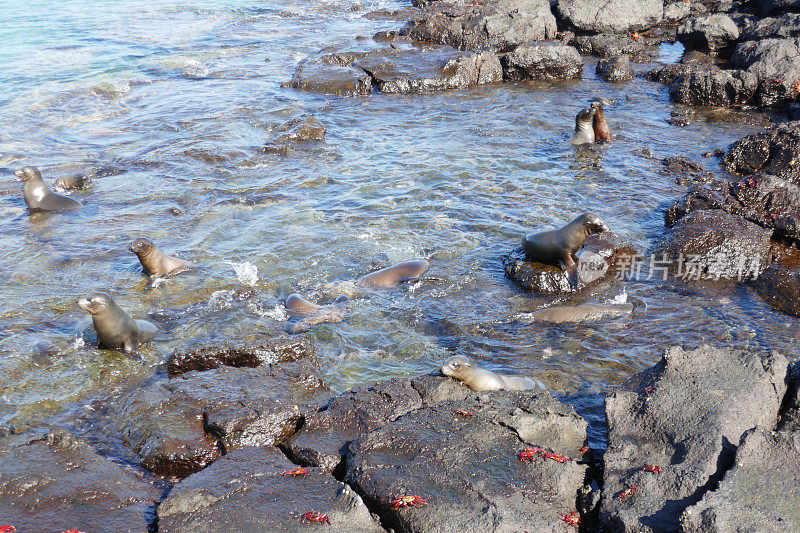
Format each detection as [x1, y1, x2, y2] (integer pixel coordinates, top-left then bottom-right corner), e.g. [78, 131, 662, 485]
[159, 446, 383, 532]
[344, 391, 588, 532]
[556, 0, 664, 34]
[602, 345, 788, 532]
[596, 55, 634, 82]
[283, 61, 372, 96]
[501, 43, 583, 80]
[0, 430, 159, 532]
[529, 302, 634, 323]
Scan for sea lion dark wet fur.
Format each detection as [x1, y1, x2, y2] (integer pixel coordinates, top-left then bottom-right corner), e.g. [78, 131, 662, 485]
[522, 213, 609, 269]
[359, 259, 430, 288]
[569, 107, 596, 146]
[285, 294, 350, 332]
[441, 355, 537, 391]
[590, 97, 613, 143]
[55, 173, 92, 190]
[14, 167, 82, 212]
[130, 238, 194, 278]
[530, 302, 633, 323]
[77, 292, 157, 352]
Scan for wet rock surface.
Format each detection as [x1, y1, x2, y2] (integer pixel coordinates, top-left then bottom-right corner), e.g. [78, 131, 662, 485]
[753, 261, 800, 316]
[724, 120, 800, 186]
[660, 156, 715, 185]
[571, 33, 659, 61]
[344, 390, 588, 532]
[159, 446, 383, 533]
[668, 66, 758, 107]
[404, 0, 557, 52]
[730, 37, 800, 107]
[680, 428, 800, 532]
[117, 362, 329, 477]
[283, 60, 373, 96]
[502, 231, 637, 294]
[501, 43, 583, 80]
[0, 429, 159, 533]
[677, 14, 740, 53]
[602, 345, 789, 532]
[655, 209, 772, 280]
[596, 55, 634, 82]
[556, 0, 664, 34]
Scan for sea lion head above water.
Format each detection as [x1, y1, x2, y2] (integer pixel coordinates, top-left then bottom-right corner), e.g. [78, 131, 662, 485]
[569, 107, 596, 146]
[522, 213, 609, 268]
[14, 166, 82, 212]
[77, 291, 157, 352]
[55, 173, 92, 190]
[590, 97, 613, 142]
[129, 237, 193, 277]
[441, 355, 505, 391]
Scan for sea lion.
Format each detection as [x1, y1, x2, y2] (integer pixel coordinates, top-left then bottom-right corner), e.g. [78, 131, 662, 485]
[590, 97, 613, 143]
[14, 167, 82, 212]
[77, 292, 157, 352]
[441, 355, 537, 391]
[285, 294, 350, 332]
[55, 173, 92, 190]
[129, 238, 194, 277]
[529, 302, 633, 323]
[359, 259, 430, 288]
[522, 213, 609, 269]
[569, 107, 596, 146]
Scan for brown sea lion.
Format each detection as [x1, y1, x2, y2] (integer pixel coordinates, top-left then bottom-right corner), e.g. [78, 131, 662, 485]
[590, 97, 613, 143]
[569, 107, 596, 146]
[529, 302, 633, 323]
[55, 173, 92, 190]
[129, 238, 194, 278]
[77, 292, 157, 352]
[441, 355, 537, 391]
[359, 259, 430, 288]
[14, 167, 82, 212]
[522, 213, 609, 269]
[285, 294, 350, 332]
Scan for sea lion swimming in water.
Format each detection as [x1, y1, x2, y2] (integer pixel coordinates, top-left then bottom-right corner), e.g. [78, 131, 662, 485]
[285, 293, 350, 332]
[130, 238, 194, 278]
[569, 107, 596, 146]
[441, 355, 537, 391]
[55, 173, 92, 190]
[359, 259, 430, 288]
[77, 292, 157, 352]
[522, 213, 609, 269]
[14, 167, 82, 212]
[590, 97, 613, 143]
[529, 302, 633, 323]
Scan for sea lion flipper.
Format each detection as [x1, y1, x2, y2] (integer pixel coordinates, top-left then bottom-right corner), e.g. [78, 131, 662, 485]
[123, 339, 135, 353]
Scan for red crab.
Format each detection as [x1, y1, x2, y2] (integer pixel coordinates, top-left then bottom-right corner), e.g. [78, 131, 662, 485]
[543, 451, 571, 463]
[62, 530, 86, 533]
[0, 527, 16, 533]
[618, 485, 640, 501]
[580, 445, 590, 454]
[631, 32, 640, 40]
[795, 81, 800, 92]
[642, 464, 662, 475]
[301, 512, 331, 525]
[645, 386, 656, 394]
[281, 467, 309, 477]
[519, 447, 545, 462]
[391, 495, 430, 509]
[453, 409, 476, 417]
[559, 512, 582, 526]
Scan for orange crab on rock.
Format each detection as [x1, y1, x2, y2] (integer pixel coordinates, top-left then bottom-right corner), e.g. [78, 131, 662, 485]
[0, 526, 16, 533]
[301, 512, 331, 525]
[391, 495, 430, 509]
[559, 512, 581, 526]
[281, 467, 309, 477]
[618, 485, 639, 501]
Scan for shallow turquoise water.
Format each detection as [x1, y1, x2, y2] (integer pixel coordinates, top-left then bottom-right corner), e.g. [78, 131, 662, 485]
[0, 0, 797, 444]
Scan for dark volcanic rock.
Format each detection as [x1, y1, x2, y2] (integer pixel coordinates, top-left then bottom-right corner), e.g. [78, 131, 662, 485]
[779, 362, 800, 430]
[283, 61, 372, 96]
[596, 55, 634, 82]
[503, 231, 637, 294]
[680, 428, 800, 532]
[344, 391, 588, 532]
[501, 43, 583, 80]
[277, 115, 327, 142]
[404, 0, 557, 52]
[660, 156, 715, 185]
[663, 1, 691, 23]
[655, 209, 772, 280]
[168, 336, 316, 377]
[0, 430, 159, 533]
[753, 261, 800, 316]
[724, 120, 800, 186]
[572, 33, 659, 61]
[668, 66, 758, 107]
[730, 38, 800, 106]
[602, 345, 788, 532]
[742, 13, 800, 40]
[756, 0, 800, 16]
[159, 446, 383, 533]
[556, 0, 664, 34]
[117, 363, 328, 477]
[677, 14, 740, 53]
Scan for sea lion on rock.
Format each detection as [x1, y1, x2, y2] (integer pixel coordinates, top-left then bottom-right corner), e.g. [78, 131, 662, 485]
[77, 292, 157, 352]
[441, 355, 537, 391]
[14, 167, 82, 212]
[359, 259, 430, 288]
[129, 238, 194, 278]
[569, 107, 596, 146]
[590, 97, 614, 143]
[522, 213, 609, 269]
[55, 173, 92, 190]
[529, 302, 633, 323]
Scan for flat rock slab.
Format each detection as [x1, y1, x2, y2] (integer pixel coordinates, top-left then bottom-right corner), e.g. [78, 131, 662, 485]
[117, 363, 329, 477]
[557, 0, 664, 34]
[344, 391, 588, 532]
[601, 345, 788, 532]
[159, 446, 383, 533]
[502, 43, 583, 80]
[0, 430, 159, 533]
[724, 120, 800, 187]
[282, 375, 467, 472]
[283, 61, 373, 96]
[681, 428, 800, 532]
[404, 0, 557, 52]
[571, 33, 659, 61]
[654, 209, 773, 280]
[502, 231, 637, 294]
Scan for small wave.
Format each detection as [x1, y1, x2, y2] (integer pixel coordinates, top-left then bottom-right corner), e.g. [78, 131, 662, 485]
[256, 303, 288, 321]
[226, 261, 258, 286]
[91, 81, 131, 98]
[72, 337, 86, 349]
[209, 289, 237, 309]
[608, 289, 628, 305]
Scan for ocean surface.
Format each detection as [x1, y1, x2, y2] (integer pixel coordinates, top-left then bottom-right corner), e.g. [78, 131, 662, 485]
[1, 0, 797, 449]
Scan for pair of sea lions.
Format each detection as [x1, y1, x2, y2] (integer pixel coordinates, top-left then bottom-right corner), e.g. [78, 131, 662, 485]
[441, 355, 537, 391]
[569, 97, 613, 145]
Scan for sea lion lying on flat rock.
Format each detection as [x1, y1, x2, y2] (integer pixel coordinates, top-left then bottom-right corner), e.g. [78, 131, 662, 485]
[441, 355, 537, 391]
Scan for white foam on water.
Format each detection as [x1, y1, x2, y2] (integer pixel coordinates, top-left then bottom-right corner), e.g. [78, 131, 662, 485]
[608, 289, 628, 305]
[149, 277, 167, 288]
[227, 261, 258, 286]
[257, 304, 288, 321]
[209, 289, 237, 309]
[72, 337, 86, 349]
